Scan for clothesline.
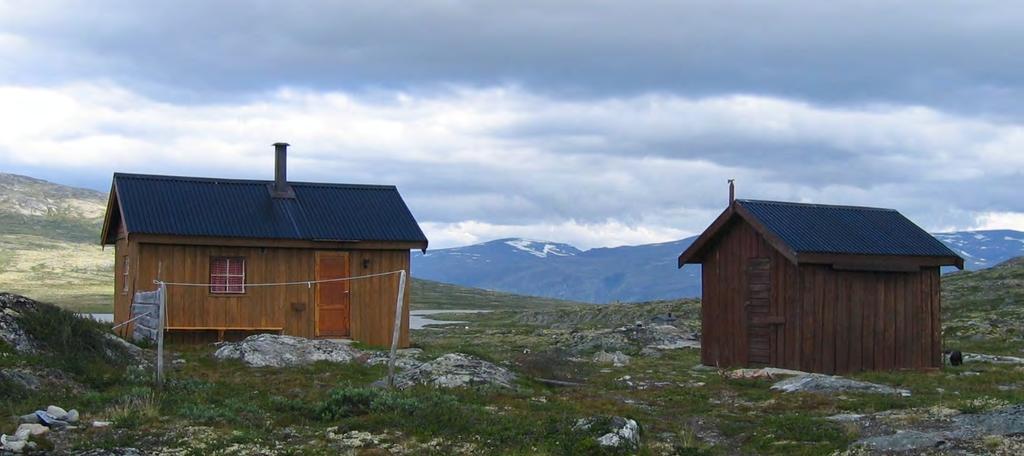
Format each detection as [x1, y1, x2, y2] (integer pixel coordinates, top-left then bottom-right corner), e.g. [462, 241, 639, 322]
[154, 269, 404, 288]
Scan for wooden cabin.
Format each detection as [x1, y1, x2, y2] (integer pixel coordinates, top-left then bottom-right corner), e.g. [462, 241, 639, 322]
[677, 197, 963, 374]
[101, 143, 428, 346]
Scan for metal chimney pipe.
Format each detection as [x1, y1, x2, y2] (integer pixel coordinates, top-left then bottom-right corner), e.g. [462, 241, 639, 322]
[270, 142, 294, 198]
[728, 179, 735, 204]
[274, 142, 289, 192]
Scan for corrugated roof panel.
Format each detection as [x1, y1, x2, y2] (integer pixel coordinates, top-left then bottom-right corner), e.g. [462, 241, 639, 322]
[737, 199, 959, 257]
[113, 173, 428, 244]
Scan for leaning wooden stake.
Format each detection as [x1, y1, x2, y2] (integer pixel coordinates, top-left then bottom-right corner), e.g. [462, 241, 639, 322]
[386, 270, 407, 388]
[156, 281, 167, 388]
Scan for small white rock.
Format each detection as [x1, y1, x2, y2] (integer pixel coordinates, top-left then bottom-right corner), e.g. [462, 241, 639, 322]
[91, 421, 112, 428]
[65, 409, 79, 423]
[12, 427, 31, 441]
[1, 434, 27, 453]
[46, 405, 68, 419]
[15, 423, 47, 437]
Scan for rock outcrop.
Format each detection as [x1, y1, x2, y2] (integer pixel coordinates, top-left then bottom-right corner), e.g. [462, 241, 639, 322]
[771, 373, 911, 396]
[855, 404, 1024, 452]
[389, 353, 516, 389]
[0, 292, 40, 353]
[213, 334, 364, 367]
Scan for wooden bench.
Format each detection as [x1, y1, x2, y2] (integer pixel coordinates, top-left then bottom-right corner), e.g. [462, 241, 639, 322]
[164, 326, 284, 342]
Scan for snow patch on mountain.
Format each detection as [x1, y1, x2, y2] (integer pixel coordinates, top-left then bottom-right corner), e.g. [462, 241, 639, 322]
[504, 239, 578, 258]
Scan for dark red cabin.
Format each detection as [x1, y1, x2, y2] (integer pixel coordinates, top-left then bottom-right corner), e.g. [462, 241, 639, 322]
[678, 199, 963, 373]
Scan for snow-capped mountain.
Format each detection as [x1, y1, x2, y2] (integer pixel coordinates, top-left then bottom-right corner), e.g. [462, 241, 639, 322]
[933, 230, 1024, 270]
[502, 239, 580, 258]
[412, 230, 1024, 304]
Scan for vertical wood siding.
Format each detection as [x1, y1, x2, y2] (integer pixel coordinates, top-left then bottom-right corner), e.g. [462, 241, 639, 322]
[115, 242, 411, 347]
[700, 219, 795, 368]
[698, 218, 943, 373]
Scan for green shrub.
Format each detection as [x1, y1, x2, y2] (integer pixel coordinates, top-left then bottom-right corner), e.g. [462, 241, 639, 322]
[15, 301, 127, 386]
[317, 385, 383, 420]
[749, 414, 849, 454]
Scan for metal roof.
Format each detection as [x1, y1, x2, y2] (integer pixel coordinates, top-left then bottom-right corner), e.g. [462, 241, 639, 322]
[108, 173, 428, 245]
[737, 199, 959, 257]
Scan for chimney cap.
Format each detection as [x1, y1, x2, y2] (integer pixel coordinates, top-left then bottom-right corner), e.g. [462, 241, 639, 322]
[273, 142, 290, 147]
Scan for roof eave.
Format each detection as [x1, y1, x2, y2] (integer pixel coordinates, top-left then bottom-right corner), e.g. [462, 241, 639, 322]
[99, 180, 124, 246]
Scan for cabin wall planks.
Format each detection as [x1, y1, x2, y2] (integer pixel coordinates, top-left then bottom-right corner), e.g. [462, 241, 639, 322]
[697, 217, 943, 374]
[112, 238, 411, 347]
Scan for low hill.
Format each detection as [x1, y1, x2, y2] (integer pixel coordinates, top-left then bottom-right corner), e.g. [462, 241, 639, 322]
[0, 173, 107, 243]
[942, 256, 1024, 354]
[410, 278, 584, 310]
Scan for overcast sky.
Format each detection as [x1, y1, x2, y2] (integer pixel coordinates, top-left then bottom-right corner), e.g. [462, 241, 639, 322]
[1, 1, 1022, 249]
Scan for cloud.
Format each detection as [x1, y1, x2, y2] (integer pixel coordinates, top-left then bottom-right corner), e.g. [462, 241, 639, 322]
[3, 1, 1024, 117]
[0, 82, 1022, 248]
[971, 212, 1024, 232]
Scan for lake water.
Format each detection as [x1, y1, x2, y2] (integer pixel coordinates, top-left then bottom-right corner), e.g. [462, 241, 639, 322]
[409, 309, 491, 330]
[86, 313, 114, 322]
[85, 310, 489, 330]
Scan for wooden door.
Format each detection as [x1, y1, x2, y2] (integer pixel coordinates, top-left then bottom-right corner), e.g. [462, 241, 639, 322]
[746, 257, 773, 365]
[316, 252, 351, 337]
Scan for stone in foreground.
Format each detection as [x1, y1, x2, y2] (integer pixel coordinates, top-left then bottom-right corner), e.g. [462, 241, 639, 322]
[771, 373, 911, 396]
[854, 404, 1024, 452]
[213, 334, 363, 367]
[574, 416, 641, 451]
[389, 353, 516, 389]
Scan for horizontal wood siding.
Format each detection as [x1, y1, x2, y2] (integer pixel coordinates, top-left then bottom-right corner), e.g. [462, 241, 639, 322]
[117, 241, 411, 347]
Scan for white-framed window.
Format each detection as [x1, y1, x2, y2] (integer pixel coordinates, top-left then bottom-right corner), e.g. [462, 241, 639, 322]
[121, 255, 130, 294]
[210, 257, 245, 294]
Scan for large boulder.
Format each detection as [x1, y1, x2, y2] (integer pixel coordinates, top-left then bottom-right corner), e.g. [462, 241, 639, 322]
[213, 334, 363, 367]
[389, 353, 516, 389]
[771, 373, 911, 396]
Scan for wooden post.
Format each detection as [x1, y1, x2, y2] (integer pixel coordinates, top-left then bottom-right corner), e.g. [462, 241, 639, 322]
[386, 270, 407, 388]
[156, 281, 166, 388]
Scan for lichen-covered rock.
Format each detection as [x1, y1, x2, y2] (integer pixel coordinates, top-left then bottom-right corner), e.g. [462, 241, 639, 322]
[0, 292, 40, 353]
[390, 353, 516, 389]
[563, 329, 634, 354]
[0, 369, 42, 390]
[363, 348, 425, 371]
[574, 416, 641, 451]
[592, 350, 631, 367]
[771, 373, 911, 396]
[621, 324, 700, 350]
[213, 334, 363, 367]
[853, 405, 1024, 452]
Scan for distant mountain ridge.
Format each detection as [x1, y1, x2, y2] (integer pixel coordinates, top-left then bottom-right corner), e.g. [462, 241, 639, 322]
[414, 230, 1024, 304]
[2, 172, 1022, 306]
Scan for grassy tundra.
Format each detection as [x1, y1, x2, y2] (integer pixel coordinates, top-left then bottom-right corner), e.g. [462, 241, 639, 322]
[2, 258, 1023, 454]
